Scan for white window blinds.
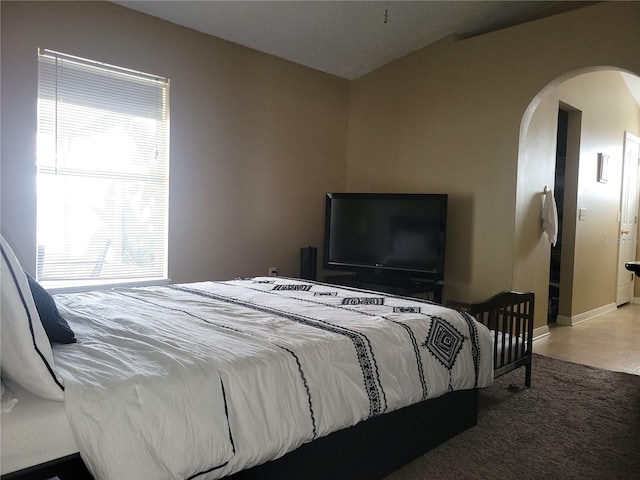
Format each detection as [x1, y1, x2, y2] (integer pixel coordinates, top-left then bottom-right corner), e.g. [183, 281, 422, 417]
[36, 49, 169, 287]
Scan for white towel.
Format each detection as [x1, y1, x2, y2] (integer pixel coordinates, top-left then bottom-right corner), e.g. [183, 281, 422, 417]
[542, 189, 558, 246]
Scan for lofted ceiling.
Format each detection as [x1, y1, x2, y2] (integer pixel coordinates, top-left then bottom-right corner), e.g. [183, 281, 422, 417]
[113, 1, 585, 80]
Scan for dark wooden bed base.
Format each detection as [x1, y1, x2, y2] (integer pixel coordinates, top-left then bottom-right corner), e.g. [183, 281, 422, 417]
[1, 388, 478, 480]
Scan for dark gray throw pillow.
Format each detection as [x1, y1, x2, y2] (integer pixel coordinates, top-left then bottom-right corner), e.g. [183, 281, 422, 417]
[25, 272, 76, 344]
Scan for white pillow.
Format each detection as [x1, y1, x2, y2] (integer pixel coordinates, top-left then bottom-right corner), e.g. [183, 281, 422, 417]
[0, 235, 64, 401]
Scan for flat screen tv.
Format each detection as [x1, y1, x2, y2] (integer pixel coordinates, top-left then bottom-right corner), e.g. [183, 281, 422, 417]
[324, 193, 448, 282]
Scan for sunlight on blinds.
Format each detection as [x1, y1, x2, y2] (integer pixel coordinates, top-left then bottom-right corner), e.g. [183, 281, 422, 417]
[36, 49, 169, 287]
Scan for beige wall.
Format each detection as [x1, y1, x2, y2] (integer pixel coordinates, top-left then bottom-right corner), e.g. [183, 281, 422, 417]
[516, 71, 640, 326]
[347, 2, 640, 328]
[2, 2, 640, 330]
[0, 1, 349, 281]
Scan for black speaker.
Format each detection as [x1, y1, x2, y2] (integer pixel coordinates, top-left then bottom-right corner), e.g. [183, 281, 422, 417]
[300, 246, 317, 280]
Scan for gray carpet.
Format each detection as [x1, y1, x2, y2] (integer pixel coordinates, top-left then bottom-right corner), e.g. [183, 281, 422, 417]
[385, 354, 640, 480]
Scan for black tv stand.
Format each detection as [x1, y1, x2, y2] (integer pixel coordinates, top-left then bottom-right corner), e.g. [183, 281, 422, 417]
[324, 274, 443, 303]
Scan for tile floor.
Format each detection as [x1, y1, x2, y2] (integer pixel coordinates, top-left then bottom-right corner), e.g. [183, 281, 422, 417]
[532, 302, 640, 375]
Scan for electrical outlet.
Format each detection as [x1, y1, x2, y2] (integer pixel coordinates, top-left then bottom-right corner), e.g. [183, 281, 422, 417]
[268, 266, 278, 277]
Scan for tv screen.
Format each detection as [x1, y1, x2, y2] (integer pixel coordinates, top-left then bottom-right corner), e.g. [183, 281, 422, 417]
[324, 193, 447, 281]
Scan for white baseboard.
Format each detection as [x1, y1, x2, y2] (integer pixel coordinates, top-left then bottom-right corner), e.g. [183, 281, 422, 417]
[556, 302, 617, 326]
[533, 325, 550, 340]
[632, 297, 640, 305]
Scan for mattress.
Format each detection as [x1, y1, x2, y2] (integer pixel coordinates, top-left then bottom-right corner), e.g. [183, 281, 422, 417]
[0, 380, 78, 475]
[51, 277, 493, 480]
[491, 330, 528, 367]
[0, 277, 493, 479]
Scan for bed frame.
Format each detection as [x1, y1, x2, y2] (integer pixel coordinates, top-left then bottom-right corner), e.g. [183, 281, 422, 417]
[446, 291, 535, 388]
[2, 388, 478, 480]
[5, 291, 534, 480]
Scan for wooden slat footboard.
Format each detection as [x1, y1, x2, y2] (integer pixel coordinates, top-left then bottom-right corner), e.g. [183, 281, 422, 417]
[447, 291, 535, 387]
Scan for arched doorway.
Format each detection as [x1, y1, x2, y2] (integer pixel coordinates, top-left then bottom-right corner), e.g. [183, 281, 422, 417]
[514, 68, 640, 336]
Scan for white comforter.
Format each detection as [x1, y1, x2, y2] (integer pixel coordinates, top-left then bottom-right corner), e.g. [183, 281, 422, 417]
[53, 277, 493, 480]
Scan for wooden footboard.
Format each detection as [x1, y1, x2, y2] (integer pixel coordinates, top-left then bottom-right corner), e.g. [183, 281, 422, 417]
[447, 291, 535, 388]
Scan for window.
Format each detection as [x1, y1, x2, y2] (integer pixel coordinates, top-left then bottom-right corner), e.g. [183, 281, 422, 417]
[36, 49, 169, 288]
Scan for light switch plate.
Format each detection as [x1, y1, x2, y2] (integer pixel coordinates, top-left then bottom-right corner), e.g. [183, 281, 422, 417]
[579, 208, 587, 220]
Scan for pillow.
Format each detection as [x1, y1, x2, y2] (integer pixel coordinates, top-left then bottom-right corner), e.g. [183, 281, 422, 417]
[0, 235, 64, 401]
[25, 272, 76, 344]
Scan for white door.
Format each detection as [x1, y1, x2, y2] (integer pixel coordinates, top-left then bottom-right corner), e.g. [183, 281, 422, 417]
[617, 132, 640, 306]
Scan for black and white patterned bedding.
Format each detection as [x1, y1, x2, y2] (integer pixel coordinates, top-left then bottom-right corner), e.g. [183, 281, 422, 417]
[52, 277, 493, 479]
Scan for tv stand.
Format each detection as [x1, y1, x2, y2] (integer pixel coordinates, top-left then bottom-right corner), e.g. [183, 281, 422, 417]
[324, 274, 443, 303]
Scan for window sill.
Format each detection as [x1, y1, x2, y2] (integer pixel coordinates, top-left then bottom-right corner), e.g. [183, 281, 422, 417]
[43, 278, 171, 294]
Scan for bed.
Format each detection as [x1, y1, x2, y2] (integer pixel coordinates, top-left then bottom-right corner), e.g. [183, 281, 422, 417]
[1, 235, 496, 480]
